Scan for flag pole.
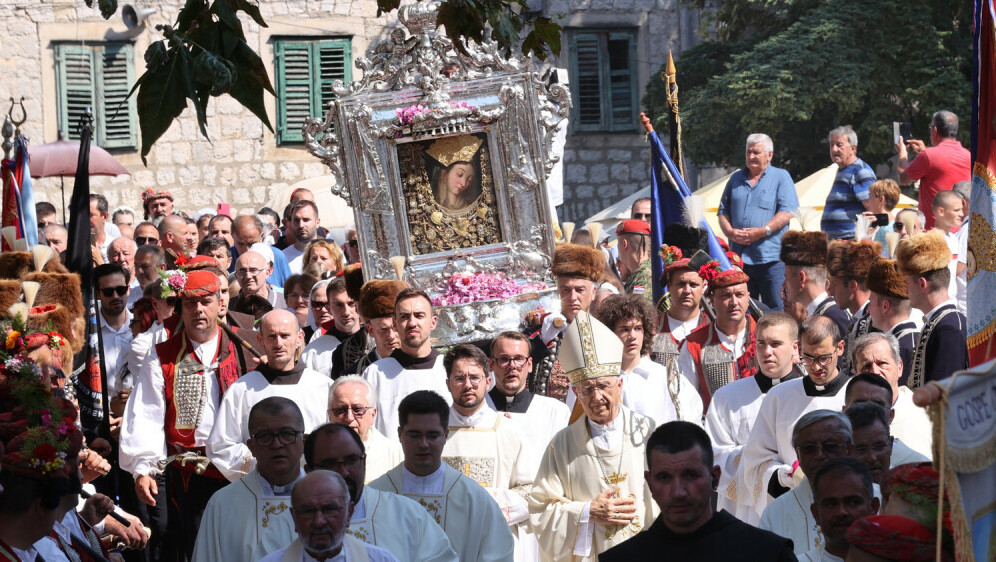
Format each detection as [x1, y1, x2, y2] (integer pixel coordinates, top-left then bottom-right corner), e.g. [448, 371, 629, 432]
[664, 51, 686, 182]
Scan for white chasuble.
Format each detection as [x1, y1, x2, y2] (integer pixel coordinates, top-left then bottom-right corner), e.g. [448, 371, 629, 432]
[364, 429, 404, 484]
[192, 469, 299, 561]
[891, 386, 933, 460]
[346, 487, 458, 562]
[206, 369, 332, 481]
[368, 464, 514, 562]
[527, 406, 658, 562]
[363, 356, 451, 440]
[738, 377, 848, 517]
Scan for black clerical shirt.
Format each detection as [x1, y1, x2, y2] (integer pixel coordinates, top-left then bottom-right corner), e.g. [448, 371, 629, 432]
[600, 510, 797, 562]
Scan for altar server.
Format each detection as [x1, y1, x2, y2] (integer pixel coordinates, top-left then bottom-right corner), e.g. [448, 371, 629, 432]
[327, 375, 403, 483]
[704, 312, 802, 524]
[363, 288, 451, 438]
[369, 390, 514, 562]
[207, 309, 332, 481]
[528, 311, 658, 561]
[304, 423, 458, 562]
[738, 315, 851, 517]
[193, 397, 307, 560]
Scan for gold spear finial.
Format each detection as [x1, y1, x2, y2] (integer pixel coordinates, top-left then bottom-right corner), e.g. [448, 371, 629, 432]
[666, 51, 677, 84]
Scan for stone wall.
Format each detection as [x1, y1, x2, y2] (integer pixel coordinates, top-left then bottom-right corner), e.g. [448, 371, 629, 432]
[1, 0, 700, 226]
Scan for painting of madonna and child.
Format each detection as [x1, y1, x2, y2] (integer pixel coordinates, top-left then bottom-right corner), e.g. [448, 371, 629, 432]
[399, 132, 504, 255]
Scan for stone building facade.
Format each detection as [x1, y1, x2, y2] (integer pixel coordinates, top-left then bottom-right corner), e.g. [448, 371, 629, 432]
[1, 0, 701, 226]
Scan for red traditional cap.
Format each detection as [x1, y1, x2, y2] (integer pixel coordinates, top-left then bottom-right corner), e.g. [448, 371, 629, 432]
[141, 188, 173, 203]
[846, 515, 949, 562]
[178, 255, 220, 271]
[179, 270, 221, 298]
[698, 260, 749, 291]
[616, 219, 651, 236]
[665, 258, 693, 277]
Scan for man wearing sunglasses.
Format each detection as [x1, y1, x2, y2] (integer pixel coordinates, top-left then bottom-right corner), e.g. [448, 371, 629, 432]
[96, 263, 134, 398]
[208, 309, 332, 482]
[740, 315, 851, 519]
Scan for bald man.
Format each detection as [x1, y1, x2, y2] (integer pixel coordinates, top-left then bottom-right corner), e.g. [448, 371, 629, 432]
[158, 214, 195, 268]
[230, 250, 286, 310]
[108, 237, 142, 308]
[207, 309, 333, 481]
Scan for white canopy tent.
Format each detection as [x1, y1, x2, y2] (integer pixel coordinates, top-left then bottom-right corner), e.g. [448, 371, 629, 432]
[267, 175, 356, 243]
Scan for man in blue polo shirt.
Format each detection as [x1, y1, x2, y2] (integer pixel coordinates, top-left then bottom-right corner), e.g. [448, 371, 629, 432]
[822, 125, 877, 240]
[718, 133, 798, 311]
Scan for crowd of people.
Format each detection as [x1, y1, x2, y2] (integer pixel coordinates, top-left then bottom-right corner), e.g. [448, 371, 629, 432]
[0, 109, 971, 562]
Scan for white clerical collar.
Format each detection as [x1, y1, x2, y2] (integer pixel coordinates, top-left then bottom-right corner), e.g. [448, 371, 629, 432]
[449, 405, 492, 428]
[923, 299, 957, 322]
[260, 468, 305, 496]
[667, 312, 700, 341]
[806, 292, 829, 318]
[402, 463, 446, 495]
[587, 412, 623, 451]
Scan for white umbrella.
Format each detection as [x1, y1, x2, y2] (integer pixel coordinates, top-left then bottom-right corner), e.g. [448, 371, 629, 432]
[268, 176, 355, 242]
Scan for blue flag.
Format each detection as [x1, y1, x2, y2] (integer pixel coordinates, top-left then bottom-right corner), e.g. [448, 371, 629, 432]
[648, 129, 731, 305]
[13, 138, 39, 246]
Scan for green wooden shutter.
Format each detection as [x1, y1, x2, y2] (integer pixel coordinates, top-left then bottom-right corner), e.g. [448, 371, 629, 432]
[55, 45, 97, 141]
[607, 32, 637, 131]
[569, 33, 605, 132]
[275, 38, 351, 145]
[97, 43, 138, 149]
[316, 39, 351, 117]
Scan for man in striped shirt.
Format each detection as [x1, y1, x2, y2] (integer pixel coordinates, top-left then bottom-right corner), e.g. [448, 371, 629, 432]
[822, 125, 877, 240]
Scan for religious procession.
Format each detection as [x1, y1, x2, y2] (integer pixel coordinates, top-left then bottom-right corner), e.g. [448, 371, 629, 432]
[1, 0, 995, 561]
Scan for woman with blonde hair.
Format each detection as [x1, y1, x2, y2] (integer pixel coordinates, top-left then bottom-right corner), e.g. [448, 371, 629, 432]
[303, 239, 345, 277]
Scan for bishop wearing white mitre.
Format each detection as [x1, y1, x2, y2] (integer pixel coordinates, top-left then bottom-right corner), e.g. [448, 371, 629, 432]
[528, 310, 658, 561]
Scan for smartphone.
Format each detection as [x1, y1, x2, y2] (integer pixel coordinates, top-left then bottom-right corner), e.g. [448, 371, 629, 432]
[899, 122, 914, 142]
[873, 213, 890, 227]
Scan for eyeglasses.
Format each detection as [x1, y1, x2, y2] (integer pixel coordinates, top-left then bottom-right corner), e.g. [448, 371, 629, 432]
[251, 429, 303, 446]
[311, 300, 328, 309]
[796, 441, 849, 457]
[450, 374, 485, 386]
[801, 352, 837, 368]
[136, 236, 159, 245]
[311, 454, 366, 472]
[348, 240, 358, 248]
[494, 356, 529, 369]
[853, 438, 893, 456]
[100, 286, 128, 297]
[632, 212, 651, 221]
[892, 222, 905, 232]
[575, 380, 616, 397]
[328, 405, 373, 418]
[235, 267, 265, 278]
[294, 503, 346, 521]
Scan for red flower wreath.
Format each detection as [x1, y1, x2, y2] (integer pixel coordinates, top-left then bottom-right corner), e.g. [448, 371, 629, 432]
[698, 261, 722, 282]
[660, 246, 683, 266]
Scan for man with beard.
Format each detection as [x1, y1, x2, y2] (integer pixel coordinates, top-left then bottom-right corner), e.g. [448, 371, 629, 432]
[805, 458, 880, 561]
[528, 311, 658, 560]
[120, 269, 252, 559]
[142, 188, 174, 220]
[440, 344, 535, 559]
[676, 255, 758, 408]
[193, 398, 308, 560]
[326, 376, 403, 483]
[369, 391, 514, 561]
[362, 288, 451, 438]
[260, 470, 399, 562]
[758, 410, 861, 556]
[207, 309, 332, 481]
[304, 423, 458, 561]
[740, 316, 851, 518]
[342, 280, 407, 377]
[301, 276, 361, 376]
[705, 312, 802, 525]
[207, 214, 235, 248]
[600, 422, 795, 561]
[283, 200, 321, 274]
[95, 263, 133, 397]
[525, 243, 605, 401]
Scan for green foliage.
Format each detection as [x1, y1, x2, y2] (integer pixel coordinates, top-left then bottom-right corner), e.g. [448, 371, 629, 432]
[649, 0, 971, 179]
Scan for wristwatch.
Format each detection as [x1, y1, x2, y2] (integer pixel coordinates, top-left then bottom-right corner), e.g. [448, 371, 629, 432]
[764, 224, 772, 236]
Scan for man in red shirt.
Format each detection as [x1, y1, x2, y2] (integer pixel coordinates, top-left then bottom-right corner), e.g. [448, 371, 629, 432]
[896, 110, 970, 229]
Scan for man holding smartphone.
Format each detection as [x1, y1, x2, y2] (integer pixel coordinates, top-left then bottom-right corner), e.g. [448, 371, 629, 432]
[718, 133, 798, 311]
[895, 110, 970, 229]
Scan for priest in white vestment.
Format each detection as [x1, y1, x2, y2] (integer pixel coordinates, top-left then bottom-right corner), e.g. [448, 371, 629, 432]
[485, 330, 570, 562]
[327, 375, 404, 483]
[193, 397, 309, 561]
[758, 410, 879, 556]
[259, 470, 399, 562]
[849, 332, 932, 459]
[207, 310, 332, 481]
[739, 315, 851, 517]
[528, 311, 659, 561]
[362, 290, 451, 439]
[369, 390, 514, 561]
[440, 344, 536, 558]
[705, 312, 802, 525]
[304, 423, 458, 562]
